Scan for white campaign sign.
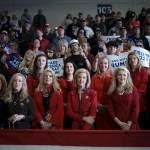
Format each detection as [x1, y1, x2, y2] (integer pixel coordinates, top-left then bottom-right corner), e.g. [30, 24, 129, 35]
[48, 58, 64, 77]
[107, 52, 129, 72]
[131, 46, 150, 68]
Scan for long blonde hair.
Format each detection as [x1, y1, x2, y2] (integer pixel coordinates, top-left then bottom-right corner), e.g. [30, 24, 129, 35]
[108, 67, 133, 95]
[97, 56, 111, 74]
[126, 51, 142, 72]
[4, 73, 28, 103]
[37, 68, 61, 92]
[18, 49, 35, 72]
[0, 74, 7, 98]
[74, 68, 91, 89]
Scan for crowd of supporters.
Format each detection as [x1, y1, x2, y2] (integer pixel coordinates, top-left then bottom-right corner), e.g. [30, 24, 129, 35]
[0, 7, 150, 130]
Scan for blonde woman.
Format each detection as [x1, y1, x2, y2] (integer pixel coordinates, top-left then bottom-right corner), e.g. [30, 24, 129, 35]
[0, 74, 7, 128]
[4, 73, 35, 129]
[91, 56, 112, 129]
[67, 68, 97, 130]
[55, 39, 70, 59]
[33, 68, 64, 129]
[107, 67, 139, 130]
[126, 51, 148, 129]
[18, 50, 35, 78]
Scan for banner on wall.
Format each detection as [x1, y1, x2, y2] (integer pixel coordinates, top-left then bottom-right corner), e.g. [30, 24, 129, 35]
[48, 58, 64, 77]
[97, 4, 112, 16]
[130, 46, 150, 68]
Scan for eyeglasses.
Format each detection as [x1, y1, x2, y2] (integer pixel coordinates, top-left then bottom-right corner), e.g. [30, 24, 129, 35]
[46, 51, 54, 53]
[135, 45, 143, 47]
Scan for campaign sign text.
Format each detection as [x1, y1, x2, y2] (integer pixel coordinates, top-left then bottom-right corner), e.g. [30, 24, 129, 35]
[6, 53, 21, 71]
[48, 58, 64, 77]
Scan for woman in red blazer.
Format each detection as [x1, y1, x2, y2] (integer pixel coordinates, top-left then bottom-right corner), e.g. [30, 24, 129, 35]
[27, 53, 47, 98]
[67, 68, 97, 130]
[126, 51, 148, 129]
[33, 68, 64, 129]
[58, 60, 77, 129]
[107, 67, 139, 130]
[91, 56, 112, 129]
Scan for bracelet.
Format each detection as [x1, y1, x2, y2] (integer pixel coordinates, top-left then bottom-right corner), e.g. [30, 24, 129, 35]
[127, 122, 132, 127]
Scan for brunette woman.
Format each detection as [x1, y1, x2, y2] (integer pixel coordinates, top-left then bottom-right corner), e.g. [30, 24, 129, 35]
[27, 53, 47, 98]
[58, 61, 77, 129]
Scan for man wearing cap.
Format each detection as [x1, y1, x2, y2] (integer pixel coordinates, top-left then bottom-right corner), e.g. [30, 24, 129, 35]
[117, 26, 134, 43]
[35, 28, 50, 53]
[74, 18, 94, 39]
[66, 17, 79, 39]
[52, 25, 71, 46]
[43, 23, 56, 43]
[19, 20, 36, 56]
[108, 19, 123, 36]
[129, 25, 149, 51]
[92, 15, 107, 35]
[65, 39, 91, 71]
[0, 16, 11, 34]
[21, 9, 32, 26]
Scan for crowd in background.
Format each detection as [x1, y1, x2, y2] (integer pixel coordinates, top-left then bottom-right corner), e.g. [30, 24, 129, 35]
[0, 7, 150, 130]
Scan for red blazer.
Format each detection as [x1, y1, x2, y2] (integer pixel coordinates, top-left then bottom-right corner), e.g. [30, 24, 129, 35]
[34, 86, 64, 129]
[27, 73, 41, 98]
[130, 67, 148, 112]
[67, 88, 97, 130]
[91, 73, 112, 130]
[58, 77, 76, 103]
[91, 73, 112, 105]
[108, 86, 139, 130]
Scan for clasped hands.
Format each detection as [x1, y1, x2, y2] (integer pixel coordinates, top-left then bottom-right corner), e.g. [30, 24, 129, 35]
[40, 120, 52, 129]
[83, 116, 95, 125]
[8, 114, 25, 123]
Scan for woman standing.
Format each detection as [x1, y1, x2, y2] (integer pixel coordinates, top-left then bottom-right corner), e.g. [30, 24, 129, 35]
[107, 67, 139, 130]
[4, 73, 35, 129]
[27, 53, 47, 98]
[126, 51, 148, 129]
[34, 68, 64, 129]
[0, 74, 7, 128]
[58, 61, 77, 129]
[91, 56, 112, 129]
[67, 68, 97, 130]
[18, 49, 35, 79]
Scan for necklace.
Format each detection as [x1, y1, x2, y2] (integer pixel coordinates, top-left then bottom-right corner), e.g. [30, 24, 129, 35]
[117, 88, 125, 95]
[13, 97, 20, 105]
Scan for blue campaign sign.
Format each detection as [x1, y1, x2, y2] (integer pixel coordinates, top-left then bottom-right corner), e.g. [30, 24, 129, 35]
[6, 53, 21, 71]
[97, 4, 112, 15]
